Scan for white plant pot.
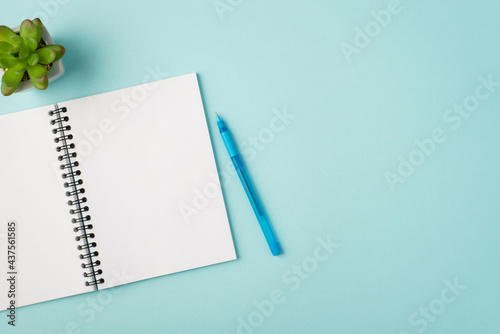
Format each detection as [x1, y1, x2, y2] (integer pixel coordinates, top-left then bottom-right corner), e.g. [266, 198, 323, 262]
[1, 23, 65, 94]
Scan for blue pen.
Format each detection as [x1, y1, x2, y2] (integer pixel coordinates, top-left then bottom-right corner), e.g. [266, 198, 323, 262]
[216, 114, 282, 256]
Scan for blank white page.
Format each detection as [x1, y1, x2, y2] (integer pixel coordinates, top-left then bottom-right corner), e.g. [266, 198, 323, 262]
[63, 73, 236, 288]
[0, 106, 91, 311]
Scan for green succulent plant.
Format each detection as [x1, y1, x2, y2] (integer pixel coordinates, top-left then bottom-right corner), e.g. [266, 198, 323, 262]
[0, 18, 65, 96]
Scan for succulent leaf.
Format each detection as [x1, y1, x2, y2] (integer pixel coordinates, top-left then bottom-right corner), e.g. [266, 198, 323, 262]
[0, 26, 24, 47]
[0, 41, 19, 55]
[25, 37, 38, 53]
[18, 45, 30, 60]
[27, 53, 39, 66]
[32, 18, 44, 45]
[0, 54, 19, 68]
[27, 64, 48, 90]
[32, 78, 49, 90]
[35, 47, 56, 64]
[20, 20, 38, 52]
[36, 45, 65, 64]
[1, 61, 27, 96]
[1, 84, 18, 96]
[52, 45, 66, 62]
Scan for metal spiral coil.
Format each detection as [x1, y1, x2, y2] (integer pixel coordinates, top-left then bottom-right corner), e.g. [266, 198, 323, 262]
[49, 105, 104, 288]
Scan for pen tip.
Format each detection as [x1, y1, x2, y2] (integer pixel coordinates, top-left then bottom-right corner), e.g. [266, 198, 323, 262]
[215, 112, 218, 115]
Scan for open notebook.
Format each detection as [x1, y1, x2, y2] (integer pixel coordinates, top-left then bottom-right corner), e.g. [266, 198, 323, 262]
[0, 73, 236, 311]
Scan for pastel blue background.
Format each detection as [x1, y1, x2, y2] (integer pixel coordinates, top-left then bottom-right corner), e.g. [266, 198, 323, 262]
[1, 1, 499, 333]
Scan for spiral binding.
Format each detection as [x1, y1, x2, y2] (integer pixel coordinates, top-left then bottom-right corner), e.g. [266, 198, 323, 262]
[49, 104, 104, 288]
